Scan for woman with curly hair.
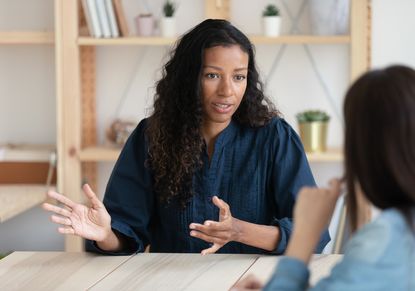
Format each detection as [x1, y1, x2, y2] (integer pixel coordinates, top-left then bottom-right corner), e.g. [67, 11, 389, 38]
[43, 19, 329, 255]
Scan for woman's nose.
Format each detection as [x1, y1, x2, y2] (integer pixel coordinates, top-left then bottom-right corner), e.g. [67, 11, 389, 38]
[218, 78, 233, 97]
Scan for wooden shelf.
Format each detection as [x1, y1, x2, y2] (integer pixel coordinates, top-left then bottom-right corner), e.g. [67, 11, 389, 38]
[80, 146, 343, 162]
[0, 185, 47, 223]
[250, 35, 350, 44]
[77, 35, 350, 46]
[307, 148, 343, 162]
[0, 144, 55, 162]
[79, 146, 121, 161]
[0, 31, 54, 44]
[78, 36, 176, 46]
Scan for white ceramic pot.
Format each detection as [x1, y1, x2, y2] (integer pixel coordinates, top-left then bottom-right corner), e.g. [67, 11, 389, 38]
[308, 0, 350, 35]
[160, 17, 176, 37]
[262, 16, 281, 37]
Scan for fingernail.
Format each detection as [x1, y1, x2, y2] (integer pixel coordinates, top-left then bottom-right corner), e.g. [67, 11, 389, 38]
[190, 231, 195, 236]
[204, 221, 210, 226]
[189, 224, 195, 229]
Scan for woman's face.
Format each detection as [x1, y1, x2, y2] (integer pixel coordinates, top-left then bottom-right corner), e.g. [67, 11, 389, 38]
[201, 45, 248, 130]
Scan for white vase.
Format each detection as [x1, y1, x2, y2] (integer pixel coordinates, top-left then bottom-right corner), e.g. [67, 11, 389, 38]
[135, 14, 155, 36]
[160, 17, 176, 37]
[262, 16, 281, 37]
[308, 0, 350, 35]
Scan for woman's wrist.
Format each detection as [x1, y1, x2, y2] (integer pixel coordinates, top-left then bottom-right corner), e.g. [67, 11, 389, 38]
[231, 217, 243, 243]
[96, 229, 122, 251]
[231, 218, 280, 251]
[285, 229, 319, 264]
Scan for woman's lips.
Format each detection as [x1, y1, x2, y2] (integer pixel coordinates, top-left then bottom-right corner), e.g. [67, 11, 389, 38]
[212, 102, 233, 113]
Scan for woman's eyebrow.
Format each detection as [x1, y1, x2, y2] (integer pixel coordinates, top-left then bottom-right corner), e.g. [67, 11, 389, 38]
[203, 65, 248, 71]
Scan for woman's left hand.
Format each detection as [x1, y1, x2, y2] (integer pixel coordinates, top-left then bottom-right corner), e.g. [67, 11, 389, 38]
[189, 196, 240, 255]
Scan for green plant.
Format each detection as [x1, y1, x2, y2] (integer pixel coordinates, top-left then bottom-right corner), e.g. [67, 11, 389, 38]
[296, 110, 330, 123]
[263, 4, 280, 17]
[0, 253, 9, 260]
[163, 1, 176, 17]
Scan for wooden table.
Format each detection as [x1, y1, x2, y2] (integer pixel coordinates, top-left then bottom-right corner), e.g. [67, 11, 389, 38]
[0, 252, 342, 290]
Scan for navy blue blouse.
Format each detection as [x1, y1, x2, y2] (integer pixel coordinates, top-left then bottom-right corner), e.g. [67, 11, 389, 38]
[87, 117, 330, 254]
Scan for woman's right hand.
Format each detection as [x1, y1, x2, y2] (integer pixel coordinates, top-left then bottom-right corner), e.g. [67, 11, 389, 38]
[285, 179, 342, 263]
[42, 184, 112, 243]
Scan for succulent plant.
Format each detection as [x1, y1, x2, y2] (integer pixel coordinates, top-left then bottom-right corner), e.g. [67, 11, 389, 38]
[296, 110, 330, 123]
[263, 4, 280, 17]
[163, 1, 176, 17]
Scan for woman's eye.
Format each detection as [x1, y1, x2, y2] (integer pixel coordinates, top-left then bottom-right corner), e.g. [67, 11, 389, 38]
[206, 73, 219, 79]
[234, 75, 246, 81]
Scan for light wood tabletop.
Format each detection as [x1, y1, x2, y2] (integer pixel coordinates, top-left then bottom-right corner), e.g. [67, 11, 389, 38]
[0, 252, 343, 291]
[90, 253, 258, 291]
[237, 254, 342, 287]
[0, 252, 131, 291]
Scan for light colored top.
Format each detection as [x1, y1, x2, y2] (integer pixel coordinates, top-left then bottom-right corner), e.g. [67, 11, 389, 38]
[264, 208, 415, 290]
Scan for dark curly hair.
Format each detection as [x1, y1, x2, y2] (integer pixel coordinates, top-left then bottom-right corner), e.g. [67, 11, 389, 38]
[147, 19, 279, 206]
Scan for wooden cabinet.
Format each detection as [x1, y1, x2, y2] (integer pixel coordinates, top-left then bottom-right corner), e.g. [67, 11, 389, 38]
[56, 0, 370, 251]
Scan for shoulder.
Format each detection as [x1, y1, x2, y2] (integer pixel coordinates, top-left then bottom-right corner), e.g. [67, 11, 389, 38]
[120, 118, 149, 151]
[344, 208, 410, 264]
[249, 117, 298, 138]
[129, 118, 149, 139]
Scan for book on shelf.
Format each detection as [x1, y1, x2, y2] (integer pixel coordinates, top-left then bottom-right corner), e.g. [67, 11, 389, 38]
[113, 0, 129, 37]
[96, 0, 112, 38]
[105, 0, 120, 37]
[82, 0, 103, 37]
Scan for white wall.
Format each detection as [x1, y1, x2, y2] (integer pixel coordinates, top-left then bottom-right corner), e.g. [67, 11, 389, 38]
[1, 0, 415, 253]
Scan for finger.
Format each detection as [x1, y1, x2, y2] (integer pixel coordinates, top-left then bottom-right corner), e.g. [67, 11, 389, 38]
[82, 184, 101, 208]
[47, 190, 76, 209]
[58, 226, 75, 235]
[190, 230, 225, 245]
[201, 243, 221, 255]
[51, 214, 72, 226]
[191, 225, 230, 239]
[42, 202, 72, 217]
[190, 221, 228, 233]
[212, 196, 230, 219]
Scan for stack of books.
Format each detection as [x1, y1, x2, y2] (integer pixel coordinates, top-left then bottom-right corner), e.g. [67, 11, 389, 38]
[81, 0, 129, 38]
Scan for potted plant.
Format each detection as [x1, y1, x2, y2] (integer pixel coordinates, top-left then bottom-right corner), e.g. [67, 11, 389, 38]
[262, 4, 281, 37]
[160, 1, 176, 37]
[296, 110, 330, 152]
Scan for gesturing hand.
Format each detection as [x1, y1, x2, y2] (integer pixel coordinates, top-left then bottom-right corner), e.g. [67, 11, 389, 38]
[189, 196, 240, 255]
[42, 184, 112, 242]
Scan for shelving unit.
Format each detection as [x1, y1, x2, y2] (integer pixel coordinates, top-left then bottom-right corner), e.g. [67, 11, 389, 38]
[77, 35, 350, 46]
[56, 0, 370, 251]
[0, 144, 55, 162]
[0, 31, 54, 44]
[0, 185, 49, 223]
[0, 6, 56, 224]
[0, 145, 55, 222]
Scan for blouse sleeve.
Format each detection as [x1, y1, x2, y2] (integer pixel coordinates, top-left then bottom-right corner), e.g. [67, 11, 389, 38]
[269, 119, 330, 254]
[85, 119, 154, 255]
[263, 215, 395, 291]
